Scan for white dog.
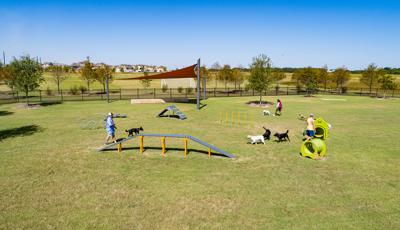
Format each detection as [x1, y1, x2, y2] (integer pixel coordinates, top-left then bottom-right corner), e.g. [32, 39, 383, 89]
[247, 135, 265, 145]
[263, 110, 271, 116]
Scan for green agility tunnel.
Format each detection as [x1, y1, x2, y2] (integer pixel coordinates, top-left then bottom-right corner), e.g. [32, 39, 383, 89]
[300, 138, 327, 159]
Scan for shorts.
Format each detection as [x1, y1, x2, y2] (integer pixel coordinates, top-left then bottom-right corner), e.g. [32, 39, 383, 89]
[305, 130, 315, 137]
[107, 127, 115, 137]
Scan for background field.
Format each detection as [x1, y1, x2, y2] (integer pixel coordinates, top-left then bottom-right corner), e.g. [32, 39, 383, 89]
[0, 95, 399, 229]
[1, 72, 399, 91]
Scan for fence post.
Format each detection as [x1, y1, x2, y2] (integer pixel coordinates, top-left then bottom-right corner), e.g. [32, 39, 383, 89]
[252, 89, 254, 96]
[170, 88, 172, 99]
[240, 89, 242, 96]
[227, 87, 229, 97]
[392, 89, 395, 98]
[81, 90, 84, 101]
[287, 86, 289, 95]
[214, 88, 216, 97]
[360, 88, 362, 96]
[16, 91, 19, 102]
[154, 88, 156, 98]
[61, 90, 63, 101]
[137, 88, 139, 99]
[39, 90, 42, 102]
[185, 88, 188, 98]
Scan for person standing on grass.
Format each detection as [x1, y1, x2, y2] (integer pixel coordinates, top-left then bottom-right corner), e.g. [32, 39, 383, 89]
[105, 112, 116, 144]
[275, 99, 283, 116]
[305, 113, 315, 140]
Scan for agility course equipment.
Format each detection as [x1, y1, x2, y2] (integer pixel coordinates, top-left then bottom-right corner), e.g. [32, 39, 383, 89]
[97, 133, 235, 158]
[300, 138, 327, 159]
[158, 105, 187, 120]
[300, 117, 331, 159]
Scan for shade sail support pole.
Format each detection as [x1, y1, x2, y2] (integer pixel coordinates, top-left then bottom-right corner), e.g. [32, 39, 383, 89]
[196, 58, 201, 110]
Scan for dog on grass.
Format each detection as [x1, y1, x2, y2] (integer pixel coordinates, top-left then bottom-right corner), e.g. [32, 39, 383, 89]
[263, 110, 271, 116]
[247, 135, 265, 145]
[262, 127, 271, 140]
[274, 130, 290, 142]
[125, 127, 144, 136]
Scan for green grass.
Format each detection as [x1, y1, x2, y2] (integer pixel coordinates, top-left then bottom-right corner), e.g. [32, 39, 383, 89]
[0, 95, 399, 229]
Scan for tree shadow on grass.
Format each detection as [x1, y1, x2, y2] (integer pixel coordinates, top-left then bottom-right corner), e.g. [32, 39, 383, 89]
[0, 125, 43, 141]
[0, 111, 14, 116]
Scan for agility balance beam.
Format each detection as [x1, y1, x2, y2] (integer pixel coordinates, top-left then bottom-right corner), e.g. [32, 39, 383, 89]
[97, 133, 235, 158]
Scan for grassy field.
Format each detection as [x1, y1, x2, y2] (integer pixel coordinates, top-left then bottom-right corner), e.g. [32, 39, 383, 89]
[0, 95, 399, 229]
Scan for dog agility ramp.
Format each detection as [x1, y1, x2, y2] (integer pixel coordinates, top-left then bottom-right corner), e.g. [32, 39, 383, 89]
[97, 136, 135, 151]
[158, 105, 187, 120]
[97, 133, 235, 158]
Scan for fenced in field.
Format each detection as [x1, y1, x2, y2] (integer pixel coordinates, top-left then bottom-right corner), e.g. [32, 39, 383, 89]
[0, 95, 399, 228]
[1, 86, 399, 104]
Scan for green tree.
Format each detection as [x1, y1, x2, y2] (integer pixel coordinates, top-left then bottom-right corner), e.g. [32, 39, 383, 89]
[247, 54, 273, 104]
[80, 61, 95, 91]
[361, 63, 384, 94]
[140, 72, 152, 88]
[211, 62, 221, 88]
[292, 67, 319, 96]
[332, 67, 350, 92]
[49, 65, 67, 94]
[272, 69, 286, 86]
[94, 65, 113, 92]
[317, 65, 330, 90]
[219, 64, 233, 89]
[200, 65, 209, 89]
[9, 55, 44, 105]
[232, 68, 244, 90]
[378, 74, 397, 98]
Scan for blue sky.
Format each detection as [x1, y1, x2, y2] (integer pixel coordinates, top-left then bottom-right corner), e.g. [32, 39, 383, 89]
[0, 0, 399, 69]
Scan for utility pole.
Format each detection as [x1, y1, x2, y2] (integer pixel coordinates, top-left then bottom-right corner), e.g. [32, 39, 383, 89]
[196, 58, 201, 110]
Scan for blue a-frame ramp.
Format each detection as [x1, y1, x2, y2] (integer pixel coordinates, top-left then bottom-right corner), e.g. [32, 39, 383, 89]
[97, 133, 235, 158]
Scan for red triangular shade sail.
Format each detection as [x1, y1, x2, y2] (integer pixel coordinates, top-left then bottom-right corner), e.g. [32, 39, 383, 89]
[127, 64, 198, 80]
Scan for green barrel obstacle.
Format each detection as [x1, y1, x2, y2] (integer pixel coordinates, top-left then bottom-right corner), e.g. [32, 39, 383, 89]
[300, 117, 331, 159]
[300, 138, 327, 159]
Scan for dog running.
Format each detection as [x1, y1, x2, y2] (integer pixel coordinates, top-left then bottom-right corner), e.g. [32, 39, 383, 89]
[125, 127, 144, 137]
[274, 130, 290, 142]
[262, 127, 271, 140]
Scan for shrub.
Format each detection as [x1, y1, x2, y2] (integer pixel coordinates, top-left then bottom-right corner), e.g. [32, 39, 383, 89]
[79, 86, 87, 93]
[177, 86, 183, 93]
[45, 87, 53, 96]
[162, 84, 168, 93]
[187, 87, 193, 94]
[70, 85, 79, 95]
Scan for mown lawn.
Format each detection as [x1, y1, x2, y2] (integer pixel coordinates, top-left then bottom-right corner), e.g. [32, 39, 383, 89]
[0, 95, 399, 229]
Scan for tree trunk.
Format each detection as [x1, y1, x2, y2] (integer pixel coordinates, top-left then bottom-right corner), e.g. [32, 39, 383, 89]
[25, 91, 29, 106]
[57, 79, 60, 94]
[259, 91, 262, 105]
[87, 81, 90, 92]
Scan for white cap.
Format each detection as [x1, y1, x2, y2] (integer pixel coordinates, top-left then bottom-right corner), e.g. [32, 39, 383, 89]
[108, 112, 112, 116]
[310, 113, 314, 117]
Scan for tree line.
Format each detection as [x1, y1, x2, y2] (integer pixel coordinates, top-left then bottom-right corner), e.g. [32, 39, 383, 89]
[0, 54, 398, 105]
[0, 55, 115, 104]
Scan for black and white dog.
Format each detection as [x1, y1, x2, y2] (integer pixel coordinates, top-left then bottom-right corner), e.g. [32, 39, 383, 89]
[125, 127, 144, 136]
[274, 130, 290, 142]
[262, 127, 271, 140]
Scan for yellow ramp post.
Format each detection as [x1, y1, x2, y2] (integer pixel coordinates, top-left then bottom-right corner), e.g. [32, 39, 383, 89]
[161, 137, 166, 157]
[139, 136, 144, 154]
[184, 138, 188, 158]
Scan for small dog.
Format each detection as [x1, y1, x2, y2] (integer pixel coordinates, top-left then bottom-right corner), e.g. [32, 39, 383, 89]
[263, 110, 271, 116]
[247, 135, 265, 145]
[298, 114, 306, 121]
[125, 127, 144, 136]
[262, 127, 271, 140]
[274, 130, 290, 142]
